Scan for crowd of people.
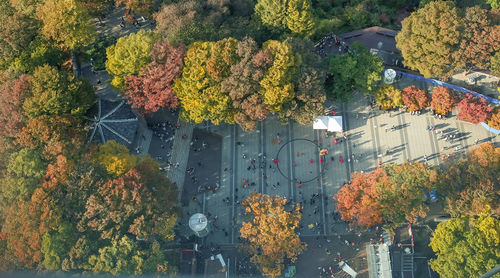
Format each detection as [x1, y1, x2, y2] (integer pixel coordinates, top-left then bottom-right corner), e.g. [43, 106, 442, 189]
[314, 33, 349, 58]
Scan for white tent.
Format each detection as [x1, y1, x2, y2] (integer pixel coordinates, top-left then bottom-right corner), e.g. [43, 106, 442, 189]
[313, 116, 343, 132]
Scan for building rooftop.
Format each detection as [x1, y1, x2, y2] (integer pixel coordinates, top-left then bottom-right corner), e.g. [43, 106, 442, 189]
[339, 26, 400, 54]
[85, 98, 138, 147]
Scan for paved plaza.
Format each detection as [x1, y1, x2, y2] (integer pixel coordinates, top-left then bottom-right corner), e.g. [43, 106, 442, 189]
[170, 86, 498, 275]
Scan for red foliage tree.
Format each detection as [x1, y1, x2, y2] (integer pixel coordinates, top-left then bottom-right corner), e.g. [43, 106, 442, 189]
[402, 85, 429, 111]
[457, 94, 492, 124]
[0, 75, 29, 138]
[124, 41, 184, 115]
[431, 86, 455, 115]
[333, 168, 389, 228]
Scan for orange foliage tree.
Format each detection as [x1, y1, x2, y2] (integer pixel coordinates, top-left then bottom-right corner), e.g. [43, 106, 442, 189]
[402, 85, 429, 111]
[334, 168, 387, 228]
[240, 192, 305, 277]
[431, 86, 455, 115]
[487, 107, 500, 130]
[457, 94, 492, 124]
[438, 142, 500, 217]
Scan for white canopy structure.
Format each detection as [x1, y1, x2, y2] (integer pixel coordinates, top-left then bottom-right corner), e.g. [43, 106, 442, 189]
[313, 116, 343, 132]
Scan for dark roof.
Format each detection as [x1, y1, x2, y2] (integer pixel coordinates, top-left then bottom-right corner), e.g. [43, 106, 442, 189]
[340, 26, 400, 54]
[86, 98, 138, 147]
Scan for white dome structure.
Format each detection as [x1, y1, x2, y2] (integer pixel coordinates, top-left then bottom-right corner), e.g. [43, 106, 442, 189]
[189, 213, 209, 237]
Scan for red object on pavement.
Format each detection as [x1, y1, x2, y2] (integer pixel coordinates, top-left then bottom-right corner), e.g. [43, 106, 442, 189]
[334, 138, 337, 145]
[339, 156, 343, 163]
[310, 159, 313, 163]
[378, 160, 382, 166]
[297, 183, 301, 188]
[293, 162, 297, 166]
[274, 159, 279, 165]
[277, 140, 281, 144]
[243, 179, 247, 183]
[320, 158, 323, 163]
[296, 152, 300, 156]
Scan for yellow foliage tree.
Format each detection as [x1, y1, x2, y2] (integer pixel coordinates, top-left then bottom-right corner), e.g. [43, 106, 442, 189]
[94, 140, 138, 177]
[240, 192, 306, 277]
[260, 40, 297, 113]
[375, 84, 403, 109]
[174, 39, 238, 125]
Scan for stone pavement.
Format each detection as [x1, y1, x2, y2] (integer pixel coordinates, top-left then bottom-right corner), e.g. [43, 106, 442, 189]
[176, 90, 499, 249]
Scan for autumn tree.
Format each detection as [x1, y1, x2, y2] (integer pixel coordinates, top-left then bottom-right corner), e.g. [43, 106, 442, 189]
[221, 37, 271, 131]
[40, 222, 75, 271]
[124, 41, 184, 115]
[457, 94, 492, 124]
[8, 0, 44, 17]
[115, 0, 154, 17]
[375, 84, 403, 109]
[451, 6, 500, 74]
[240, 192, 305, 277]
[0, 75, 29, 138]
[94, 140, 138, 177]
[78, 157, 178, 241]
[325, 41, 383, 102]
[396, 1, 461, 78]
[334, 168, 387, 228]
[79, 0, 113, 17]
[0, 2, 39, 69]
[16, 115, 85, 161]
[487, 107, 500, 130]
[402, 85, 429, 111]
[438, 143, 500, 217]
[380, 162, 437, 230]
[279, 38, 326, 125]
[37, 0, 97, 50]
[429, 214, 500, 278]
[174, 38, 238, 124]
[23, 65, 96, 119]
[491, 51, 500, 77]
[255, 0, 315, 35]
[431, 86, 455, 115]
[105, 30, 159, 89]
[259, 40, 296, 113]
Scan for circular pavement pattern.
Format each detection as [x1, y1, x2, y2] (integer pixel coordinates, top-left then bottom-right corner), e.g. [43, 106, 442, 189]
[275, 138, 327, 184]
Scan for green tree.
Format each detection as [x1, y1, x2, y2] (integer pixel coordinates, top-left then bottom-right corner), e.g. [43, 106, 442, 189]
[40, 222, 75, 271]
[3, 148, 47, 201]
[10, 36, 65, 73]
[375, 84, 403, 109]
[87, 236, 144, 275]
[396, 1, 461, 78]
[105, 30, 159, 89]
[37, 0, 97, 50]
[94, 140, 138, 177]
[0, 2, 39, 69]
[429, 214, 500, 278]
[8, 0, 43, 17]
[23, 65, 96, 119]
[326, 42, 383, 101]
[260, 40, 296, 112]
[487, 0, 499, 9]
[254, 0, 288, 30]
[491, 52, 500, 77]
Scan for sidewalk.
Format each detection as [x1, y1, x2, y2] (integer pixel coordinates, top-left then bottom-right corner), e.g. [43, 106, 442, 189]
[166, 120, 194, 201]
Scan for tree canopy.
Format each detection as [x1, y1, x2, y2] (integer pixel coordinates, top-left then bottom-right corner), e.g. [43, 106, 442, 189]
[429, 214, 500, 278]
[325, 42, 383, 102]
[240, 192, 305, 277]
[375, 85, 403, 109]
[255, 0, 315, 36]
[124, 41, 184, 115]
[105, 30, 159, 89]
[457, 94, 492, 124]
[431, 86, 455, 115]
[37, 0, 97, 50]
[402, 85, 429, 111]
[22, 65, 96, 119]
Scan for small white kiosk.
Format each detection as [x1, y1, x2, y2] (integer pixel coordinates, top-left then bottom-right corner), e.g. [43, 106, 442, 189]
[189, 213, 210, 237]
[313, 116, 343, 132]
